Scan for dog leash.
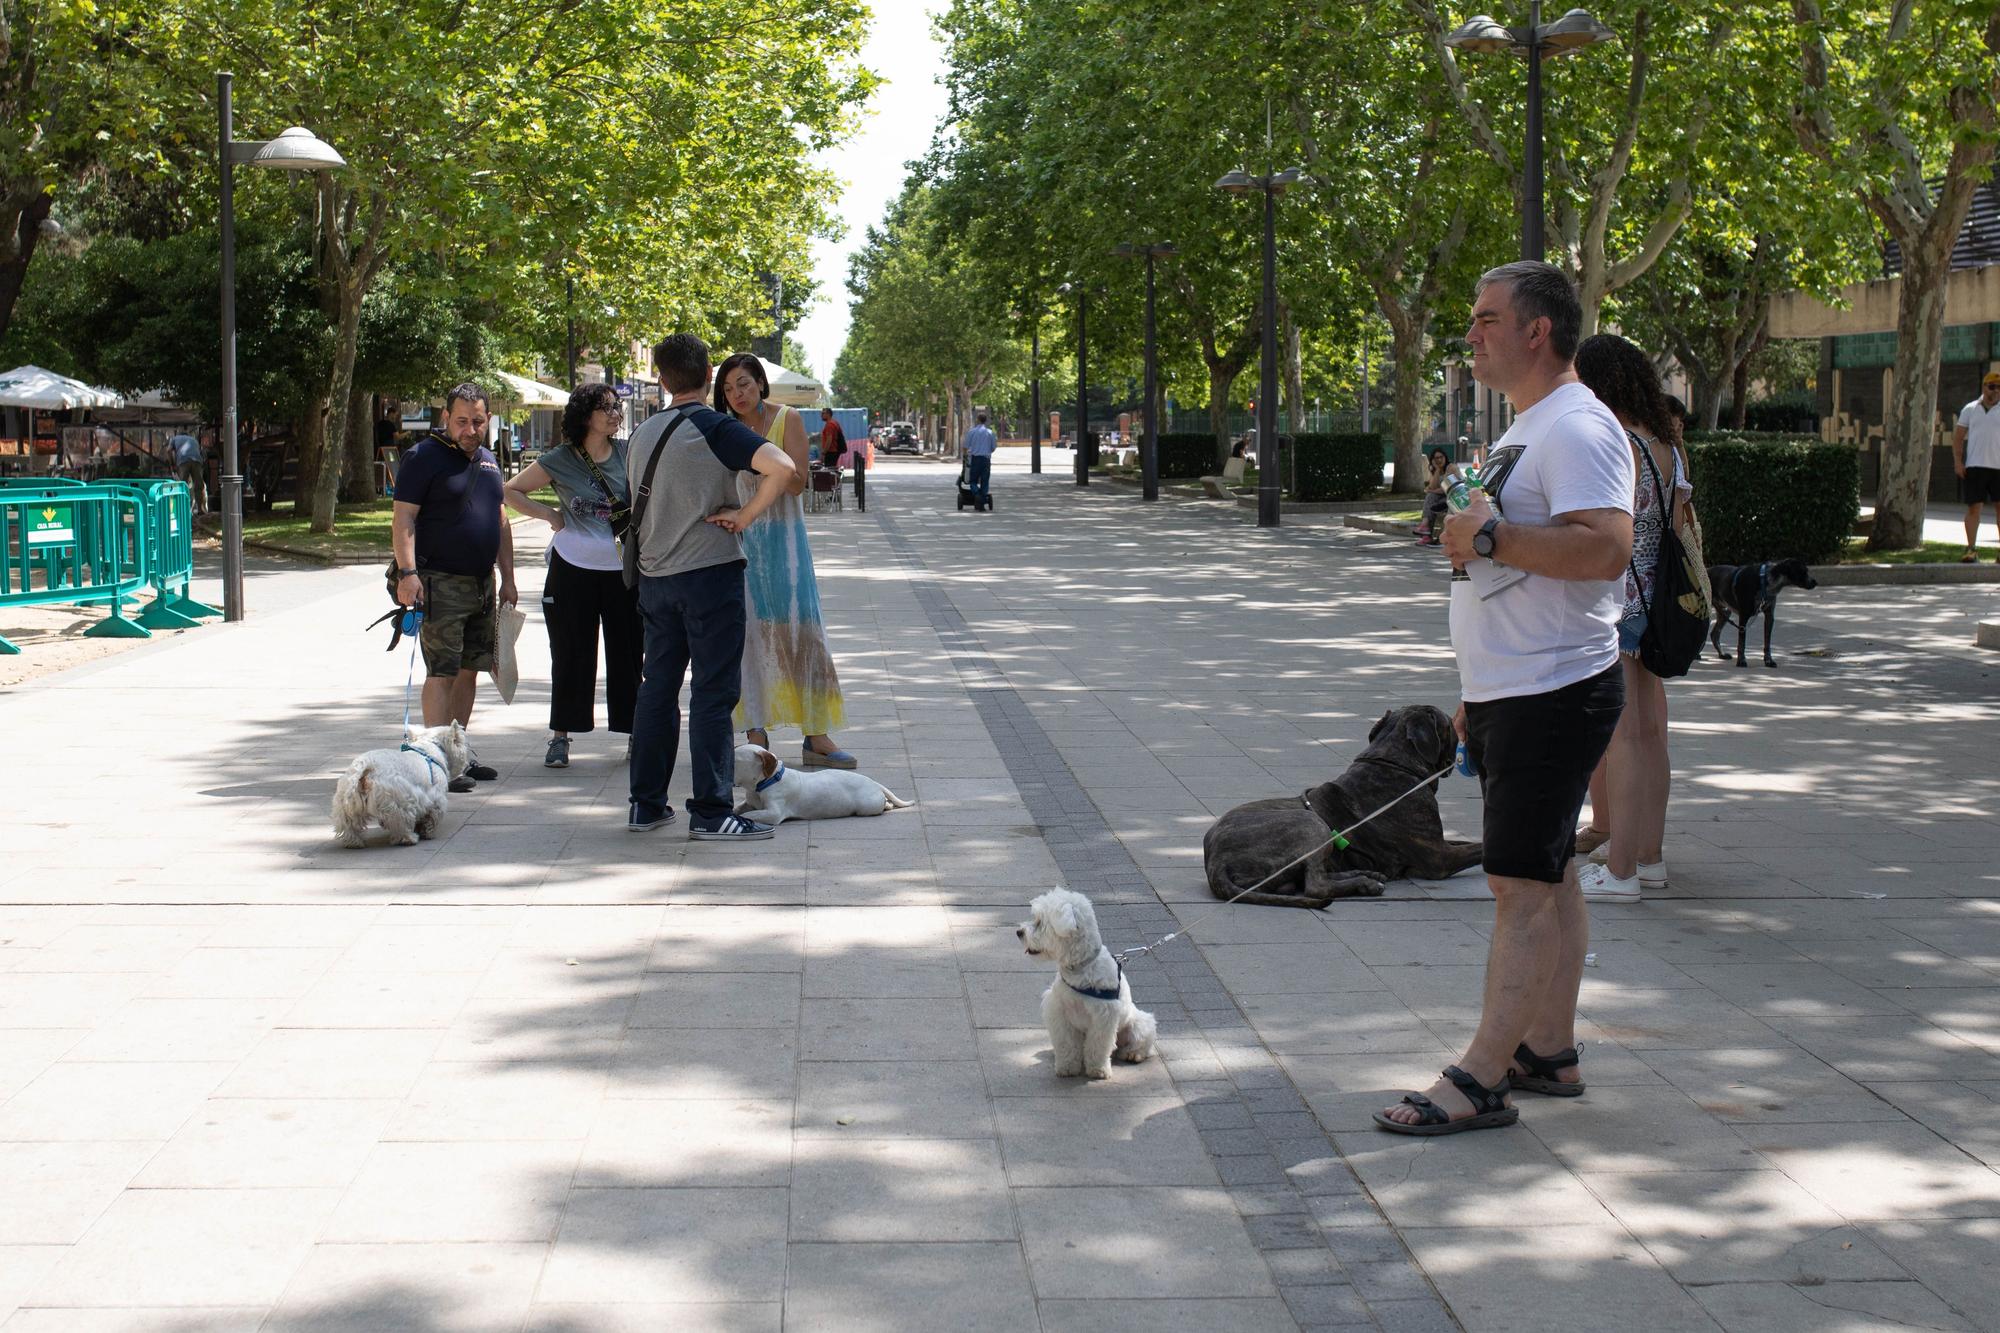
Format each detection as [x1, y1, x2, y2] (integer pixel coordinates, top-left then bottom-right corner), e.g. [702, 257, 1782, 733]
[391, 609, 448, 783]
[1112, 762, 1457, 965]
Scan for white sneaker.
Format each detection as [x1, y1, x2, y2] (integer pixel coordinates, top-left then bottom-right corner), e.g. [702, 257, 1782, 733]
[1587, 843, 1667, 888]
[1579, 863, 1642, 903]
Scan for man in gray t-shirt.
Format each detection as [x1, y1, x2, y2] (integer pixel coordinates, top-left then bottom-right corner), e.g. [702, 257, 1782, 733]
[625, 334, 794, 839]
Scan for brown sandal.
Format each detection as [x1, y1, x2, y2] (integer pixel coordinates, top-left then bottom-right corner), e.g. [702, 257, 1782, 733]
[1574, 826, 1611, 856]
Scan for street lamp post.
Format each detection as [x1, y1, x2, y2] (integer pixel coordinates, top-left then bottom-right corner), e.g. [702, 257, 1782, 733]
[1112, 242, 1177, 502]
[217, 72, 345, 622]
[1215, 166, 1301, 528]
[1444, 6, 1615, 261]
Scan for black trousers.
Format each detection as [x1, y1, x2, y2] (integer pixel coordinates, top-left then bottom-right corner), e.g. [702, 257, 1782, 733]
[541, 549, 642, 734]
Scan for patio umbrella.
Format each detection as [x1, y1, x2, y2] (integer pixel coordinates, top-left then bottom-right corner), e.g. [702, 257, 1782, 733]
[490, 370, 568, 409]
[0, 365, 125, 468]
[760, 358, 825, 408]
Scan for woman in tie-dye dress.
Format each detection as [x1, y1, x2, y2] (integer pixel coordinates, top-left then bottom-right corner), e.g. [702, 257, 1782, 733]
[713, 353, 857, 768]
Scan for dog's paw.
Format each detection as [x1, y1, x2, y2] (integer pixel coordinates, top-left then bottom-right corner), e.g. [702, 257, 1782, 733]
[1085, 1065, 1112, 1080]
[1763, 659, 1777, 669]
[1054, 1061, 1084, 1078]
[1114, 1048, 1150, 1063]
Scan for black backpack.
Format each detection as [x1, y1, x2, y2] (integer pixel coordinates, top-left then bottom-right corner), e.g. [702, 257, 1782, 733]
[1630, 439, 1709, 679]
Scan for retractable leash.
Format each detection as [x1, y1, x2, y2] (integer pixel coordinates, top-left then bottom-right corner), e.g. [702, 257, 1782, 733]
[1112, 760, 1460, 965]
[394, 608, 446, 783]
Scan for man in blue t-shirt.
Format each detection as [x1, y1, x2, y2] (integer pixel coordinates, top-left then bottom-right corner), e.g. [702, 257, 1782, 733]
[392, 381, 516, 790]
[962, 413, 997, 501]
[624, 334, 795, 839]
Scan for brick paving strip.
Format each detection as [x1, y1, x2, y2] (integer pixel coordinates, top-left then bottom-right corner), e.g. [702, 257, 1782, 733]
[875, 508, 1457, 1333]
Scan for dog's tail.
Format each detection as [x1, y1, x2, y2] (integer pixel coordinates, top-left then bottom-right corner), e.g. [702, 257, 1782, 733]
[331, 755, 377, 847]
[881, 786, 916, 810]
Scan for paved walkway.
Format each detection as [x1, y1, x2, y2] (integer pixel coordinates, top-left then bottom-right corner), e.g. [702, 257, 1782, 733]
[2, 455, 1998, 1331]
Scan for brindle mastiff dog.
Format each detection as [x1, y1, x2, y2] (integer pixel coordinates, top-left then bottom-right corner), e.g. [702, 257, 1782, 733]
[1202, 704, 1483, 909]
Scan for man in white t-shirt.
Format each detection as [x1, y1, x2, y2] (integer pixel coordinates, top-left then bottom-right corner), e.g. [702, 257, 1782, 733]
[1952, 371, 2000, 561]
[1375, 261, 1634, 1138]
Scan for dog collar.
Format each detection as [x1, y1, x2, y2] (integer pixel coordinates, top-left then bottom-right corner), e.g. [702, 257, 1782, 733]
[1065, 959, 1124, 1002]
[755, 762, 785, 793]
[401, 741, 445, 783]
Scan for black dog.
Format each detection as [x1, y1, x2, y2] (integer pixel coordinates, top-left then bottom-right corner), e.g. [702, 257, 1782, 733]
[1707, 559, 1818, 668]
[1202, 705, 1483, 909]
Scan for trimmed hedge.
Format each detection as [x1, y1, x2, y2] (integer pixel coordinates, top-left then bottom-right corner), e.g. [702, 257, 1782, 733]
[1157, 433, 1220, 479]
[1741, 392, 1821, 434]
[1684, 434, 1859, 566]
[1290, 432, 1383, 502]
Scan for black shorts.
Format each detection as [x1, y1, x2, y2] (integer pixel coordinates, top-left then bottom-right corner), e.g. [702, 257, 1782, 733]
[1963, 466, 2000, 505]
[1464, 666, 1624, 884]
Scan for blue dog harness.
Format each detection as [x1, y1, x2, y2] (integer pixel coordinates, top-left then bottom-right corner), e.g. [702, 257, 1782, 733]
[1066, 959, 1124, 1002]
[401, 741, 445, 784]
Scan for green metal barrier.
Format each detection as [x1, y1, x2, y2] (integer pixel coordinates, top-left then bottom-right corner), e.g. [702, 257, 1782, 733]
[0, 483, 153, 654]
[97, 479, 219, 628]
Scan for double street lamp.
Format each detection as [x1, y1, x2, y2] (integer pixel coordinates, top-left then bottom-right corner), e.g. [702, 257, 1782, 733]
[1111, 242, 1177, 502]
[217, 72, 346, 622]
[1444, 5, 1615, 261]
[1215, 165, 1302, 529]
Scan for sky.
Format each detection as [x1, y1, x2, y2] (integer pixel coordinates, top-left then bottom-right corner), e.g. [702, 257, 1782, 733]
[791, 0, 952, 385]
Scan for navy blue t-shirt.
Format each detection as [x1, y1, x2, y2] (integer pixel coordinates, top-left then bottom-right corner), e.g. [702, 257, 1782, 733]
[396, 435, 505, 576]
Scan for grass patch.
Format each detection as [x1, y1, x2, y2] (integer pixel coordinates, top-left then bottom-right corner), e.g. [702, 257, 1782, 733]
[1838, 537, 2000, 565]
[234, 499, 397, 558]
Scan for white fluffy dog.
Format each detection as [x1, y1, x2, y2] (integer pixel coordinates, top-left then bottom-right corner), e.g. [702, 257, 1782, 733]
[330, 722, 469, 848]
[732, 743, 914, 826]
[1016, 887, 1158, 1079]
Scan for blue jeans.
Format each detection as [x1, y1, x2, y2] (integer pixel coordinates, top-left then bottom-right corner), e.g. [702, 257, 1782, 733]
[630, 561, 745, 823]
[967, 454, 992, 497]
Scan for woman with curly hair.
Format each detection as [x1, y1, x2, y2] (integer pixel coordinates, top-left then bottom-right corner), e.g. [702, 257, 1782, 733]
[1572, 333, 1696, 903]
[714, 353, 855, 767]
[503, 382, 642, 769]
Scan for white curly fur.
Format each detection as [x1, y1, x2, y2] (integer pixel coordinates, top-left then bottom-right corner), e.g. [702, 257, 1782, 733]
[330, 722, 469, 848]
[1015, 887, 1158, 1079]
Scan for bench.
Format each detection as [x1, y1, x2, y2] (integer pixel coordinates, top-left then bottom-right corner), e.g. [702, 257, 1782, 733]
[1200, 456, 1248, 498]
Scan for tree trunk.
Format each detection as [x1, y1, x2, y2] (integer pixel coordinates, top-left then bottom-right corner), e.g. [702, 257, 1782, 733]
[1281, 305, 1304, 432]
[1729, 322, 1769, 430]
[1389, 324, 1427, 492]
[0, 191, 53, 347]
[309, 289, 367, 533]
[295, 390, 330, 507]
[1206, 366, 1238, 466]
[340, 388, 374, 504]
[1873, 246, 1950, 550]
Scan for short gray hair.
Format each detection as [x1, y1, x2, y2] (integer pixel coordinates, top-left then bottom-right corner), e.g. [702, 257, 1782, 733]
[1476, 261, 1581, 362]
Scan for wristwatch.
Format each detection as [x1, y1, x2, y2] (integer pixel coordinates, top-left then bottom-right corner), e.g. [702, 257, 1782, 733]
[395, 567, 417, 579]
[1471, 517, 1501, 560]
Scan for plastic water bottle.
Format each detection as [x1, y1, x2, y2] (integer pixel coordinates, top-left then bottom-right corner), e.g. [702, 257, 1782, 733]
[1444, 467, 1481, 512]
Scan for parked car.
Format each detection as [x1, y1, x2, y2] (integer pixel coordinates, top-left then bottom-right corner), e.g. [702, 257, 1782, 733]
[881, 421, 921, 454]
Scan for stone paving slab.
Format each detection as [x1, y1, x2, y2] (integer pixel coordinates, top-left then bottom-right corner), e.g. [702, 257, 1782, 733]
[2, 456, 1999, 1329]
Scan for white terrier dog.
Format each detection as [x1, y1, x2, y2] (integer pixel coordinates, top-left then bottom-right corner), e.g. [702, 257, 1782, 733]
[732, 743, 914, 826]
[330, 722, 469, 848]
[1016, 888, 1158, 1079]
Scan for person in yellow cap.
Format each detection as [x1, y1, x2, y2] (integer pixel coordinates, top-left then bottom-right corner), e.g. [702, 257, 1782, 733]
[1951, 371, 2000, 561]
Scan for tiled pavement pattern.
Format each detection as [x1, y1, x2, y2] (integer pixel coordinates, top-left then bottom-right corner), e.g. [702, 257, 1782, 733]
[876, 509, 1454, 1331]
[3, 451, 2000, 1330]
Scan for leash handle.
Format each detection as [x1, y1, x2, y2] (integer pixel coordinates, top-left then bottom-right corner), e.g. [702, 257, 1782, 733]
[1113, 762, 1456, 964]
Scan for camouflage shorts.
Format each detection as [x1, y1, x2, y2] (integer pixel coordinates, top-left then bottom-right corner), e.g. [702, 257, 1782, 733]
[419, 569, 496, 678]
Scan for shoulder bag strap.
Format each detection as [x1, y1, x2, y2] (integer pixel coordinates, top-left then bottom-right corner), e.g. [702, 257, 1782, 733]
[1627, 433, 1673, 616]
[575, 444, 622, 506]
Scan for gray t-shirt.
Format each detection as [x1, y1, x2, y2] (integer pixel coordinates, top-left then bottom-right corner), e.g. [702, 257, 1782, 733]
[539, 440, 629, 571]
[627, 403, 766, 579]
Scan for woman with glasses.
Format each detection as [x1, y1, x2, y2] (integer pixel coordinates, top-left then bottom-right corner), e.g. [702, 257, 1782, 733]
[714, 353, 857, 768]
[503, 383, 643, 769]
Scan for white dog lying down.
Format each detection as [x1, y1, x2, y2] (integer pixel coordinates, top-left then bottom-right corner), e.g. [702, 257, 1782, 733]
[331, 722, 469, 848]
[1016, 887, 1158, 1079]
[732, 743, 914, 826]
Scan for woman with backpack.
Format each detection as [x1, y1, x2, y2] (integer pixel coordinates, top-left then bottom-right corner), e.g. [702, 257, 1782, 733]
[1572, 335, 1700, 904]
[503, 382, 643, 770]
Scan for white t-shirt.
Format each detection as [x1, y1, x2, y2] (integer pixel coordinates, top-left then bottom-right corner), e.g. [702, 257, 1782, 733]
[1957, 397, 2000, 470]
[1449, 381, 1634, 703]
